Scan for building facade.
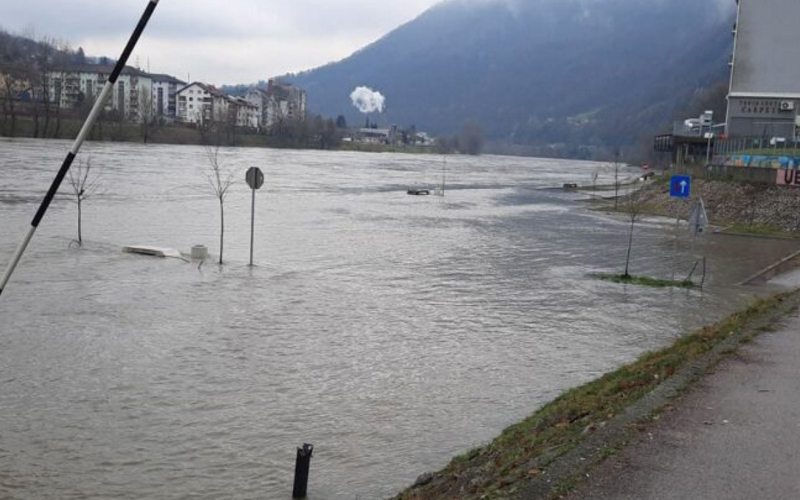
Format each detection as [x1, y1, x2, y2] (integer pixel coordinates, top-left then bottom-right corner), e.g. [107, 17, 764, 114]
[244, 80, 307, 131]
[726, 0, 800, 138]
[47, 65, 184, 123]
[177, 82, 259, 129]
[149, 74, 186, 123]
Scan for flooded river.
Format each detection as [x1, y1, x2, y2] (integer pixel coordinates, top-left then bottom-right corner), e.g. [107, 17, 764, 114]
[1, 138, 797, 499]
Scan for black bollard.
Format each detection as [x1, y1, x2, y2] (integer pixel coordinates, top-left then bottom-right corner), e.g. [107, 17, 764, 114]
[292, 443, 314, 499]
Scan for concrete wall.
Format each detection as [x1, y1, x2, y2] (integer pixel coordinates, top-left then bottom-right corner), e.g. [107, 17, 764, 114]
[730, 0, 800, 96]
[680, 162, 783, 185]
[726, 0, 800, 137]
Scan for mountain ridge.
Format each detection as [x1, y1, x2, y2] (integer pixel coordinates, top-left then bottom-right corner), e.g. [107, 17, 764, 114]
[284, 0, 735, 158]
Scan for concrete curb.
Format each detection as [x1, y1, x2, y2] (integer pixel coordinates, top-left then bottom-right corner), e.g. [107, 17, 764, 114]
[737, 248, 800, 285]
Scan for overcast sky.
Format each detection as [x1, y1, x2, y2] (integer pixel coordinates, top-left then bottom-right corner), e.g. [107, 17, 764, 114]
[1, 0, 444, 85]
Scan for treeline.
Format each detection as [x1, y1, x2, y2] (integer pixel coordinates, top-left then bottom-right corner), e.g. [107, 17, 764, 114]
[0, 28, 93, 139]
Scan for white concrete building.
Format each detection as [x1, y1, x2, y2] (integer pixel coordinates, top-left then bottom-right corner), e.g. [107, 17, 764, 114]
[176, 82, 227, 126]
[231, 96, 259, 129]
[244, 80, 307, 131]
[149, 74, 186, 123]
[726, 0, 800, 137]
[48, 65, 186, 123]
[177, 83, 258, 129]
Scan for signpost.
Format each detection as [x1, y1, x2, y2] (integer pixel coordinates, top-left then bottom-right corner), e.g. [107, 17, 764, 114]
[687, 198, 708, 235]
[670, 175, 692, 280]
[670, 175, 691, 199]
[704, 132, 714, 165]
[245, 167, 265, 266]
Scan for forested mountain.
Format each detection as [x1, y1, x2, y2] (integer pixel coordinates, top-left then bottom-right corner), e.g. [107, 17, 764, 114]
[285, 0, 735, 159]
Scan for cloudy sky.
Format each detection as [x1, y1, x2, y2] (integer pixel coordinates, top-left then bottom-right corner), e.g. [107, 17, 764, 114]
[2, 0, 444, 85]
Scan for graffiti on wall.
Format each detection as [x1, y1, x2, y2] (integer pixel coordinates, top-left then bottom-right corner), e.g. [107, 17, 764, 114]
[714, 154, 800, 169]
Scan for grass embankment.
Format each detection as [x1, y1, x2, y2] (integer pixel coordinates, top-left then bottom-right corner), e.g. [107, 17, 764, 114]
[395, 291, 796, 500]
[592, 273, 694, 289]
[720, 224, 795, 239]
[594, 176, 800, 239]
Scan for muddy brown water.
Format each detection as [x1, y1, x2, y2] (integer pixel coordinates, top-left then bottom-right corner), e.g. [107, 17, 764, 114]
[1, 138, 797, 500]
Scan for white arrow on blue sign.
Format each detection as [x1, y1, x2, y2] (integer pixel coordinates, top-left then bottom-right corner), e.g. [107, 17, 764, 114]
[670, 175, 691, 198]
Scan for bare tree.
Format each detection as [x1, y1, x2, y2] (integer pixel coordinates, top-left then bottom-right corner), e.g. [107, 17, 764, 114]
[67, 157, 101, 246]
[138, 85, 162, 143]
[202, 146, 237, 264]
[622, 187, 645, 278]
[0, 63, 24, 137]
[34, 36, 57, 138]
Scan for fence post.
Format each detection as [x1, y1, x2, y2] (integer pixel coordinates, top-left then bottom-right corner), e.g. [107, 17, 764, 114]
[292, 444, 314, 499]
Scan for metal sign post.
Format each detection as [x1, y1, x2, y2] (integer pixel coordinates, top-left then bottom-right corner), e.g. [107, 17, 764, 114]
[669, 175, 692, 281]
[245, 167, 265, 267]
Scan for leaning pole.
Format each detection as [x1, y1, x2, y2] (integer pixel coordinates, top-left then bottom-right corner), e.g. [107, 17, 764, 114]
[0, 0, 161, 299]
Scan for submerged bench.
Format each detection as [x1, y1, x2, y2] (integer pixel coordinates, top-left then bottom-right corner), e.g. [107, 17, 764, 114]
[122, 245, 184, 259]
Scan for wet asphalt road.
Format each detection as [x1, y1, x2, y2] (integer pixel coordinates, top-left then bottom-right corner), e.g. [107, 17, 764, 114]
[564, 311, 800, 500]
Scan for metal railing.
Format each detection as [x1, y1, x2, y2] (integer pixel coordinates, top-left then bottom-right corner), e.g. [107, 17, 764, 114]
[710, 136, 800, 169]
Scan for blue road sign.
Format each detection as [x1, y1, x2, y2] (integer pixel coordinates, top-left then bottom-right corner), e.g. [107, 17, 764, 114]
[670, 175, 691, 198]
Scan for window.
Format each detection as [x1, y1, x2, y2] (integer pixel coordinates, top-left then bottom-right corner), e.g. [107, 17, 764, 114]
[157, 87, 164, 116]
[118, 81, 125, 116]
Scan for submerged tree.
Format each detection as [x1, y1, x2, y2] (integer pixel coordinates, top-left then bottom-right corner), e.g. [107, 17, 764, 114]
[138, 86, 163, 144]
[622, 187, 645, 278]
[66, 157, 101, 246]
[202, 146, 237, 265]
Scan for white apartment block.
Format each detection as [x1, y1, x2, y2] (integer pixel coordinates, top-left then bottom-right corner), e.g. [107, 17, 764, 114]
[232, 97, 259, 129]
[149, 74, 186, 122]
[177, 82, 259, 129]
[177, 82, 226, 126]
[245, 79, 307, 131]
[48, 65, 184, 123]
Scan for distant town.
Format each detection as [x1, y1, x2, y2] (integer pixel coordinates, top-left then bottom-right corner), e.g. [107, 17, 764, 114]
[0, 45, 444, 151]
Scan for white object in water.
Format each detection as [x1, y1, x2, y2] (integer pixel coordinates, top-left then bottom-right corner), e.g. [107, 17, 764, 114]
[122, 245, 184, 259]
[191, 245, 209, 260]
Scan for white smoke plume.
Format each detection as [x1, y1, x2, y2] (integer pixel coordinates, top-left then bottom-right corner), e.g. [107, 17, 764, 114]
[350, 86, 385, 114]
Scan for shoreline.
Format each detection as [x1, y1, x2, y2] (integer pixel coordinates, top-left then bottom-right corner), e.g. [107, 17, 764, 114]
[392, 290, 800, 500]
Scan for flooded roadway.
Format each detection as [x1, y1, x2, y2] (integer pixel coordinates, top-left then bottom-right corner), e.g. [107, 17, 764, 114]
[0, 138, 797, 500]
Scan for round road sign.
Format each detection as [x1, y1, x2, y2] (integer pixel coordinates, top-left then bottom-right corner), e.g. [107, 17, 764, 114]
[246, 167, 264, 190]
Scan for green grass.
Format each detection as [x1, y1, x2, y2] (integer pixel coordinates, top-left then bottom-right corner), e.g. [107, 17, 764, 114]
[394, 292, 795, 500]
[592, 273, 695, 289]
[722, 224, 799, 239]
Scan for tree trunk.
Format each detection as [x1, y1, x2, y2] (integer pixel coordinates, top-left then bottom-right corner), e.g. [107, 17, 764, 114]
[54, 106, 61, 138]
[218, 200, 224, 265]
[33, 109, 40, 138]
[77, 198, 83, 246]
[624, 217, 635, 277]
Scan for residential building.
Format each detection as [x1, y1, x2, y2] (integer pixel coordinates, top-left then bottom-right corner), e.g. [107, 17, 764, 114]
[149, 74, 186, 123]
[244, 79, 307, 131]
[49, 65, 151, 120]
[46, 65, 184, 123]
[726, 0, 800, 138]
[232, 96, 259, 129]
[244, 87, 270, 128]
[268, 79, 306, 122]
[177, 82, 258, 129]
[176, 82, 223, 126]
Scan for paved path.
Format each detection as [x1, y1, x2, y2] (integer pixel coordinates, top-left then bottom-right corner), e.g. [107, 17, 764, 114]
[565, 312, 800, 500]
